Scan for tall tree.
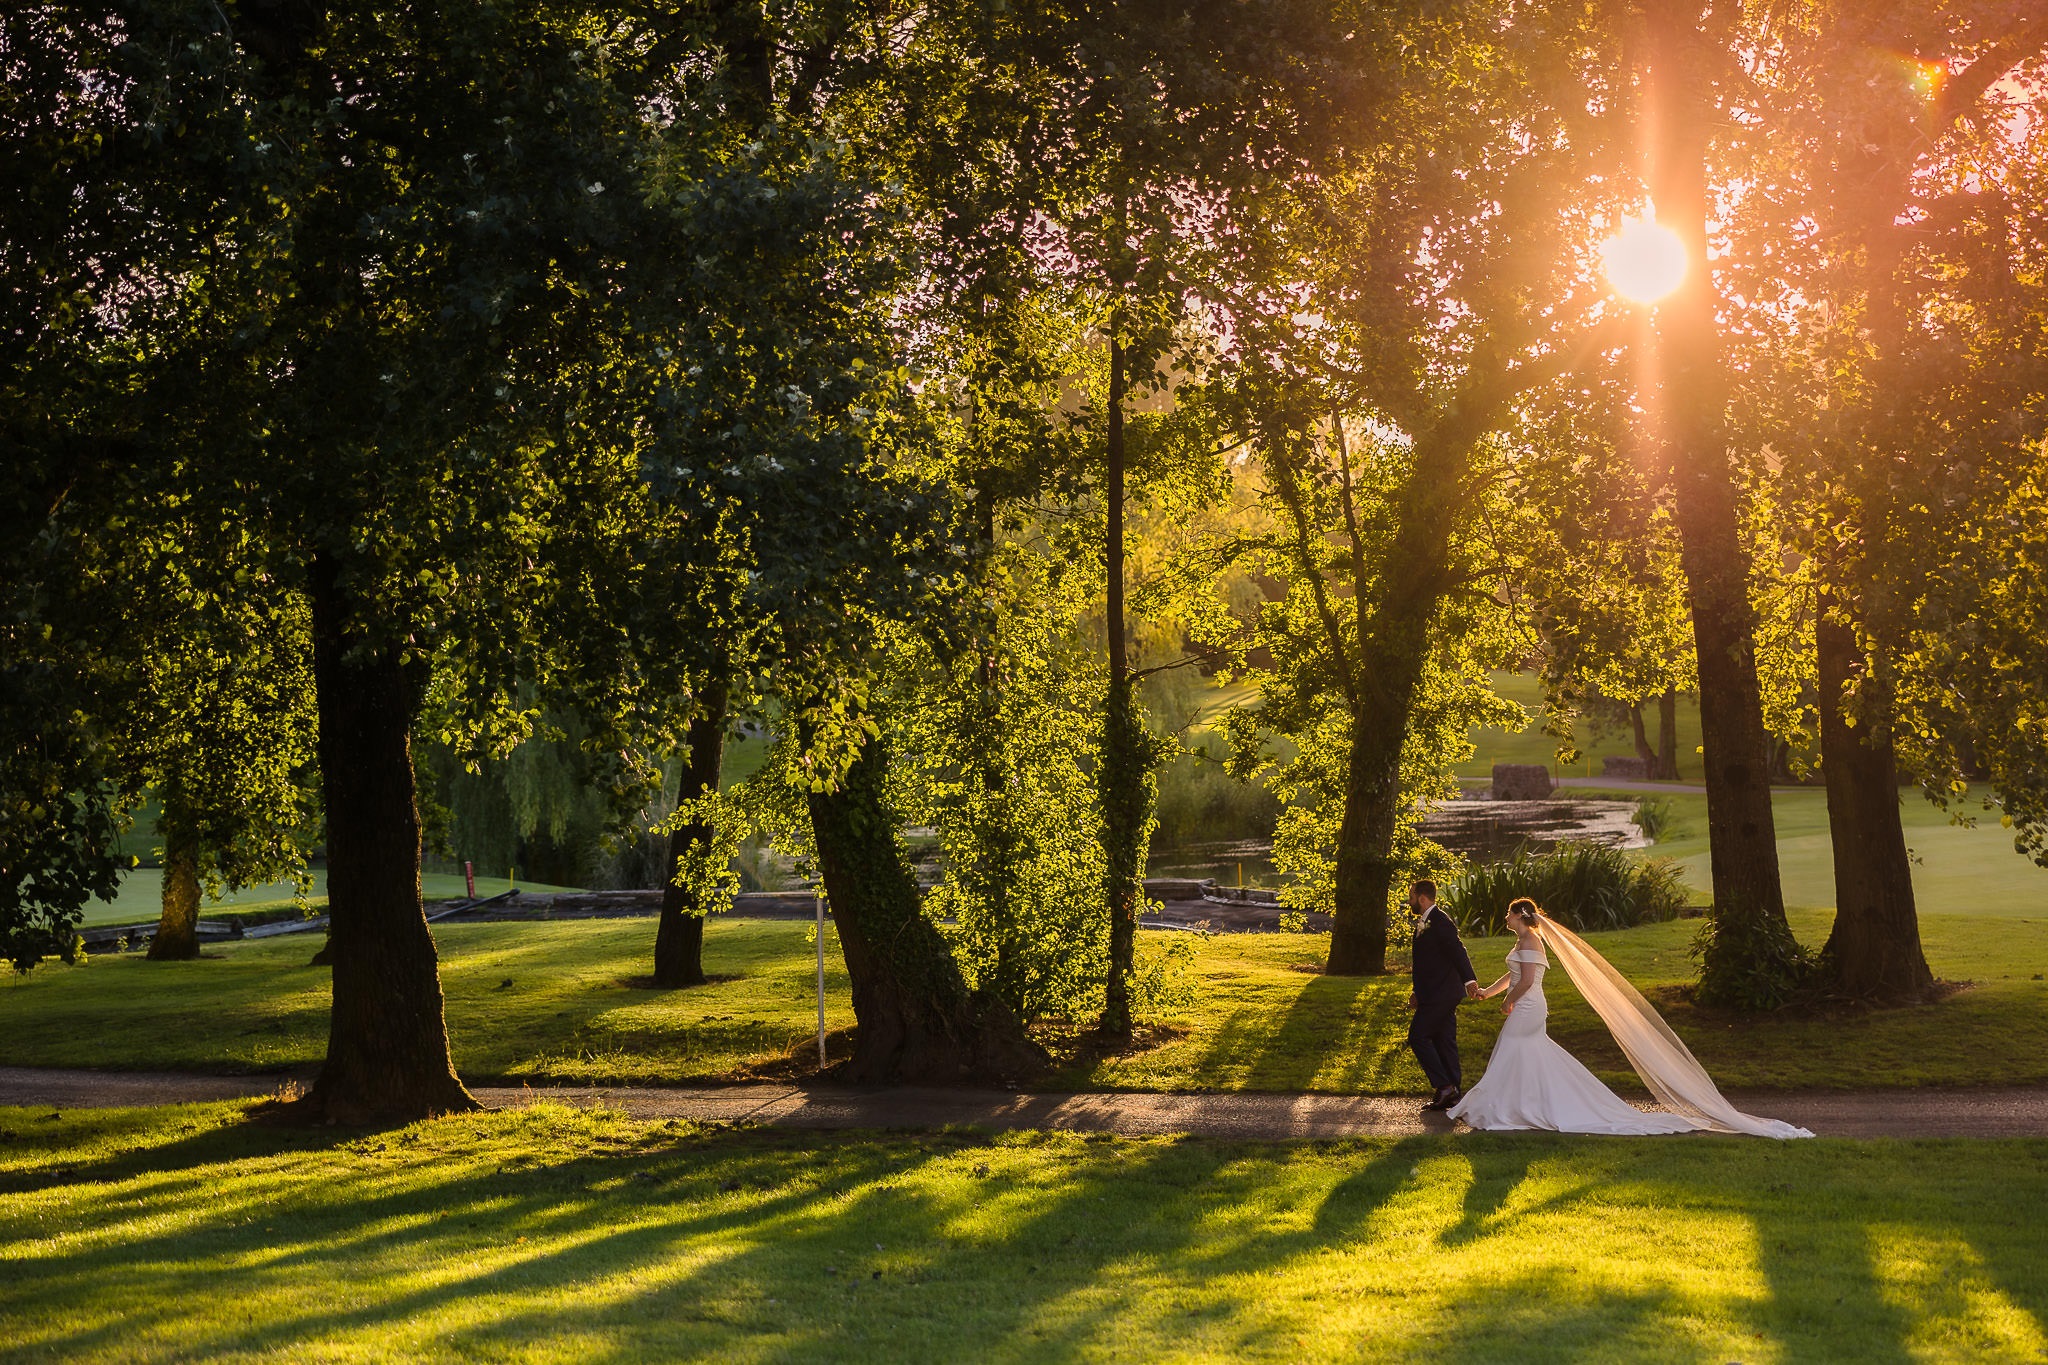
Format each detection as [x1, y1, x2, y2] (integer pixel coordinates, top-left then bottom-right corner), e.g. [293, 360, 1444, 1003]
[110, 0, 663, 1120]
[1637, 0, 1804, 1008]
[577, 0, 1061, 1073]
[128, 578, 316, 962]
[1185, 0, 1634, 974]
[912, 0, 1366, 1026]
[1737, 2, 2048, 1002]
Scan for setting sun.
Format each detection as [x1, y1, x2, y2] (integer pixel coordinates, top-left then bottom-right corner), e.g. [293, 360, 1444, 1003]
[1601, 213, 1688, 303]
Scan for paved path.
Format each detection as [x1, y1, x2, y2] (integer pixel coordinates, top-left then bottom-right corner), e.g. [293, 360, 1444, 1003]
[6, 1068, 2048, 1138]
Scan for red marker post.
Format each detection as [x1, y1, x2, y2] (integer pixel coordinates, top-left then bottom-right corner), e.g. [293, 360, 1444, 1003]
[463, 861, 476, 900]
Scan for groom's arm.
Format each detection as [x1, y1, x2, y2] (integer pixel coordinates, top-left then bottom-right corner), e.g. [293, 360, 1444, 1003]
[1447, 919, 1479, 996]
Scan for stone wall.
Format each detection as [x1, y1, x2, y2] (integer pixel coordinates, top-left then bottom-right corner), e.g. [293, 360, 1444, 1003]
[1490, 763, 1554, 800]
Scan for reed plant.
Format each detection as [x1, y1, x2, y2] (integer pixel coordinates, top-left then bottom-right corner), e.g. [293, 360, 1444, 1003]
[1443, 841, 1691, 936]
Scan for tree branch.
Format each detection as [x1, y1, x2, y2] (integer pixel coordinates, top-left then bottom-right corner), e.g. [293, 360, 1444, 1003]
[1266, 448, 1359, 708]
[1934, 15, 2048, 127]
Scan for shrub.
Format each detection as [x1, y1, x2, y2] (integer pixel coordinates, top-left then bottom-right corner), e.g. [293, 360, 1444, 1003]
[1631, 796, 1675, 842]
[1130, 932, 1200, 1011]
[1442, 841, 1691, 936]
[1691, 906, 1814, 1011]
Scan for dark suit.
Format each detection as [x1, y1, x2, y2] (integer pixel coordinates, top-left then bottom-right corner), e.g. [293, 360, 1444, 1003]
[1408, 903, 1478, 1093]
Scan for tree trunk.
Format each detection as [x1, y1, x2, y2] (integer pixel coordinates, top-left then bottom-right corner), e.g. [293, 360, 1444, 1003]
[1324, 454, 1451, 978]
[1327, 700, 1405, 975]
[1816, 598, 1933, 1002]
[1630, 703, 1656, 775]
[1657, 688, 1681, 780]
[807, 729, 1046, 1083]
[1646, 1, 1792, 1004]
[1098, 334, 1152, 1038]
[652, 683, 729, 988]
[147, 831, 201, 961]
[300, 554, 476, 1124]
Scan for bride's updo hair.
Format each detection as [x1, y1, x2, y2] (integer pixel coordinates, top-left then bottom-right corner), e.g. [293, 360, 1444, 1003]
[1507, 898, 1540, 927]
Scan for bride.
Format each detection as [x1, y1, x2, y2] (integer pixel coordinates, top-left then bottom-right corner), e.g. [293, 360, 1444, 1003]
[1449, 898, 1811, 1139]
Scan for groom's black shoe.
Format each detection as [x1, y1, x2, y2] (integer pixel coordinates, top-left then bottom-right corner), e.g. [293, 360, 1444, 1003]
[1421, 1087, 1461, 1113]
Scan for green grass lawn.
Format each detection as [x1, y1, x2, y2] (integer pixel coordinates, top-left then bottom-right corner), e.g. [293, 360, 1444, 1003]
[1596, 787, 2048, 917]
[7, 914, 2048, 1093]
[3, 1102, 2045, 1363]
[1460, 671, 1706, 780]
[80, 870, 585, 927]
[1077, 910, 2048, 1094]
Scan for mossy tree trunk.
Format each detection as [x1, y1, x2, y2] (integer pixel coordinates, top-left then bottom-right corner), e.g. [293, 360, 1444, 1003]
[300, 554, 477, 1124]
[1327, 713, 1403, 976]
[1320, 418, 1457, 978]
[653, 682, 729, 988]
[1816, 598, 1933, 1002]
[807, 729, 1046, 1083]
[146, 831, 201, 961]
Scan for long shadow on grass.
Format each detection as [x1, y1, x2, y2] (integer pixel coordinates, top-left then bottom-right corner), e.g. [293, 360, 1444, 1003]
[1180, 970, 1417, 1093]
[12, 1120, 2048, 1362]
[4, 1125, 1423, 1360]
[4, 1124, 930, 1359]
[0, 1105, 360, 1197]
[0, 1135, 1667, 1359]
[435, 924, 830, 1083]
[1742, 1141, 2048, 1362]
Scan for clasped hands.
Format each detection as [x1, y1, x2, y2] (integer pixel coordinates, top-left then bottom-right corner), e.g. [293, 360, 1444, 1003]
[1406, 982, 1494, 1010]
[1459, 980, 1516, 1014]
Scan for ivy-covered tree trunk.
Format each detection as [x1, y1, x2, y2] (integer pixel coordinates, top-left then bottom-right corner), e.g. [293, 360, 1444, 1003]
[302, 556, 476, 1124]
[1816, 602, 1933, 1002]
[1098, 678, 1154, 1033]
[1657, 688, 1681, 780]
[146, 831, 201, 961]
[807, 731, 1045, 1083]
[652, 683, 729, 988]
[1098, 335, 1153, 1038]
[1325, 456, 1446, 977]
[969, 483, 1031, 1013]
[1648, 3, 1793, 1004]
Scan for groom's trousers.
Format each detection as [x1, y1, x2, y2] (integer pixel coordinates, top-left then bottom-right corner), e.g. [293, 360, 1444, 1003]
[1408, 1001, 1462, 1092]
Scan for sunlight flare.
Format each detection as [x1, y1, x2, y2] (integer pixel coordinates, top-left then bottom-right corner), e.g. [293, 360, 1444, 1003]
[1601, 214, 1687, 304]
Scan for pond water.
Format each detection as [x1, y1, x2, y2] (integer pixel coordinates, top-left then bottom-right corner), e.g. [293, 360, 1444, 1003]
[1145, 798, 1647, 889]
[1420, 799, 1648, 859]
[1146, 840, 1283, 889]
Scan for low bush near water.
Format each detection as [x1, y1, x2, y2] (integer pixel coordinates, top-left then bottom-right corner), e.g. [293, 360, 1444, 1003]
[1443, 841, 1691, 935]
[1631, 796, 1676, 841]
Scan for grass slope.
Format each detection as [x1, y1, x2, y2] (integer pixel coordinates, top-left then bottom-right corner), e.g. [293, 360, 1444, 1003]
[3, 1102, 2046, 1363]
[1610, 788, 2048, 918]
[1459, 671, 1706, 780]
[6, 915, 2047, 1093]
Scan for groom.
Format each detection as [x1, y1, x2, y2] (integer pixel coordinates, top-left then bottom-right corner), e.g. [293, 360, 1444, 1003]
[1405, 879, 1480, 1112]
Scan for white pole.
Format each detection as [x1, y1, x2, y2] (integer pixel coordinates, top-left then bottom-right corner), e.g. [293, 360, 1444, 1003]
[815, 888, 827, 1069]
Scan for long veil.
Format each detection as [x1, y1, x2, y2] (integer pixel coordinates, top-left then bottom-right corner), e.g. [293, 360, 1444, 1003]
[1535, 913, 1813, 1139]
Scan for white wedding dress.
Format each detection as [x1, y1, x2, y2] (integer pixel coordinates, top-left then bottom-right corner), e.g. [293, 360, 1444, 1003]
[1451, 916, 1812, 1139]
